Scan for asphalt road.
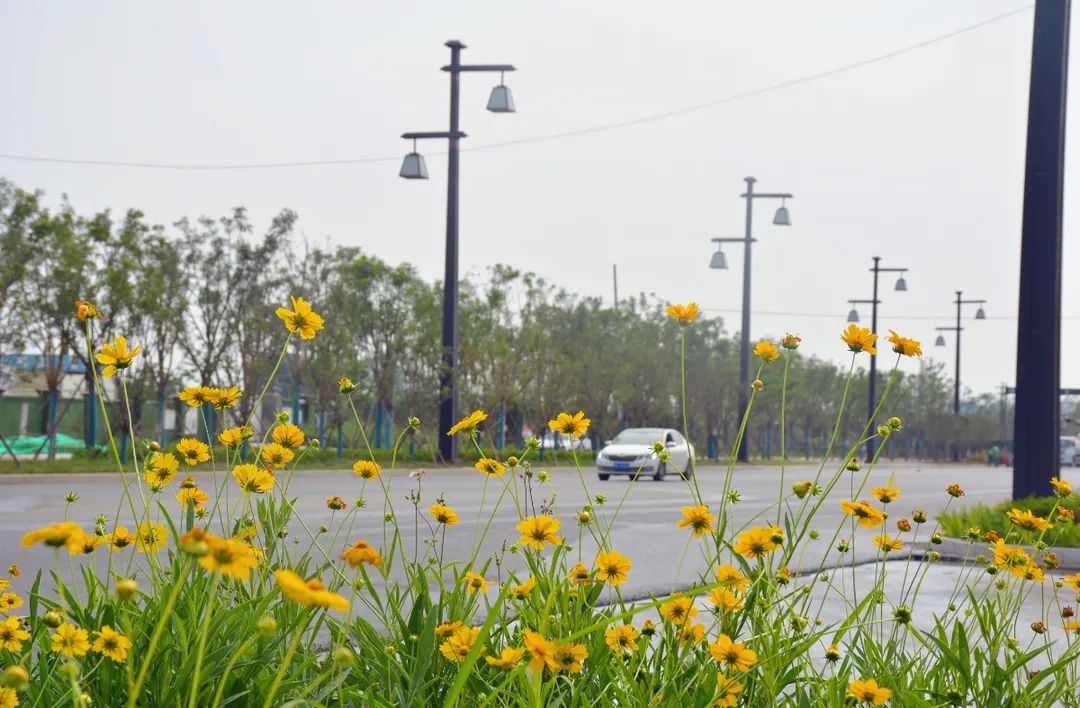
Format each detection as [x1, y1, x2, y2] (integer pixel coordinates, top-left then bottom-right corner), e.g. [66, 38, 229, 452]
[2, 459, 1063, 603]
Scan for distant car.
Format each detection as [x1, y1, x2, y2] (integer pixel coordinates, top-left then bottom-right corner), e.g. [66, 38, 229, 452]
[1062, 437, 1078, 467]
[539, 434, 592, 452]
[596, 428, 694, 481]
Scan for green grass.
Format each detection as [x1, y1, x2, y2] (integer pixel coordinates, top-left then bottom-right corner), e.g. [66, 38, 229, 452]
[939, 494, 1080, 547]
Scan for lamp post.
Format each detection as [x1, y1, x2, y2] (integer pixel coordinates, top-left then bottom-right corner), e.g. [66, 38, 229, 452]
[845, 257, 909, 461]
[400, 40, 516, 463]
[708, 177, 793, 463]
[934, 291, 987, 416]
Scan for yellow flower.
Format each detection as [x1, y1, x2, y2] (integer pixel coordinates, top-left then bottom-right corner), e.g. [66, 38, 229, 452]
[143, 451, 180, 485]
[346, 459, 379, 480]
[91, 625, 132, 662]
[71, 535, 104, 556]
[339, 539, 382, 568]
[873, 534, 903, 553]
[51, 623, 90, 657]
[846, 678, 892, 706]
[709, 634, 758, 671]
[733, 526, 782, 559]
[659, 597, 698, 626]
[594, 550, 631, 586]
[840, 324, 877, 356]
[275, 569, 349, 612]
[0, 593, 21, 613]
[74, 300, 103, 321]
[474, 457, 506, 477]
[338, 376, 358, 394]
[548, 411, 590, 438]
[516, 515, 562, 551]
[715, 564, 750, 592]
[0, 579, 7, 592]
[886, 329, 922, 357]
[107, 526, 136, 552]
[523, 629, 556, 672]
[567, 562, 592, 585]
[176, 486, 209, 511]
[273, 423, 305, 449]
[0, 616, 29, 652]
[233, 464, 275, 494]
[262, 442, 295, 468]
[1007, 508, 1053, 533]
[175, 438, 210, 466]
[604, 624, 641, 653]
[429, 503, 459, 526]
[178, 385, 215, 407]
[21, 521, 85, 553]
[485, 646, 525, 669]
[136, 522, 168, 552]
[96, 336, 142, 377]
[511, 576, 536, 599]
[752, 339, 780, 362]
[209, 386, 242, 410]
[1063, 571, 1080, 592]
[708, 588, 745, 612]
[447, 409, 487, 437]
[7, 566, 17, 579]
[870, 479, 901, 504]
[218, 426, 254, 449]
[200, 534, 259, 580]
[436, 621, 465, 637]
[1050, 476, 1072, 497]
[677, 505, 717, 538]
[840, 500, 886, 528]
[439, 626, 483, 663]
[715, 675, 744, 707]
[679, 622, 706, 645]
[551, 642, 588, 673]
[275, 296, 325, 340]
[665, 302, 700, 324]
[463, 572, 490, 594]
[0, 687, 17, 708]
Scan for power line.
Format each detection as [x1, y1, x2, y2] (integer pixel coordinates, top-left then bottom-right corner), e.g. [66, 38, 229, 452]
[0, 5, 1032, 172]
[698, 307, 1079, 321]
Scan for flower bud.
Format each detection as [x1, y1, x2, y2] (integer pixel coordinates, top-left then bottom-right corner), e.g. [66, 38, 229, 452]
[1031, 621, 1048, 634]
[338, 377, 358, 394]
[751, 379, 764, 391]
[42, 611, 63, 628]
[912, 509, 928, 524]
[257, 616, 278, 637]
[65, 492, 79, 504]
[824, 644, 841, 662]
[276, 411, 290, 424]
[845, 458, 860, 472]
[506, 456, 519, 467]
[1, 666, 29, 690]
[781, 333, 801, 350]
[59, 662, 80, 680]
[525, 437, 540, 450]
[148, 441, 161, 452]
[928, 550, 941, 562]
[318, 525, 329, 534]
[876, 425, 891, 438]
[116, 579, 139, 601]
[537, 471, 550, 484]
[930, 532, 943, 545]
[332, 646, 355, 667]
[408, 416, 421, 429]
[837, 540, 850, 553]
[727, 490, 741, 503]
[310, 438, 320, 449]
[896, 518, 911, 532]
[887, 416, 902, 431]
[808, 530, 820, 540]
[792, 481, 813, 499]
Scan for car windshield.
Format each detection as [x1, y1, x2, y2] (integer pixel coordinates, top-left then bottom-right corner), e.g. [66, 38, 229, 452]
[612, 429, 664, 445]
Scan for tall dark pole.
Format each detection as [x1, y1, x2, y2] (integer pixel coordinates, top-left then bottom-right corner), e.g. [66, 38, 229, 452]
[1014, 0, 1069, 499]
[865, 258, 880, 462]
[954, 291, 962, 416]
[736, 177, 755, 463]
[438, 40, 463, 464]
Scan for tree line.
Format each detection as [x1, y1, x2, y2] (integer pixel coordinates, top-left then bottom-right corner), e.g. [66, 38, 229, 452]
[0, 178, 1010, 461]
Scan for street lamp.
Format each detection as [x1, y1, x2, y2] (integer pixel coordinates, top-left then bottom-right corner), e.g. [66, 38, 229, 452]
[845, 257, 909, 461]
[709, 177, 793, 463]
[933, 291, 987, 416]
[400, 40, 516, 463]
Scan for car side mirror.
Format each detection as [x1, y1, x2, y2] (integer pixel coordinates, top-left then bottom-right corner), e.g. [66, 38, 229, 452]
[603, 440, 613, 447]
[665, 441, 678, 448]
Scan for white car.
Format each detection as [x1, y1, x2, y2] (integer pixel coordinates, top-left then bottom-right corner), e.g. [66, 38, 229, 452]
[596, 427, 694, 481]
[1062, 436, 1078, 467]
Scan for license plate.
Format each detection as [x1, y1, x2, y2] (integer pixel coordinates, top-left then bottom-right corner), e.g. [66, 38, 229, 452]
[613, 462, 629, 470]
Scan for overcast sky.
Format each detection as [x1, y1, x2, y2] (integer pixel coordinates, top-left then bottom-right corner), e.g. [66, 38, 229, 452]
[2, 1, 1076, 399]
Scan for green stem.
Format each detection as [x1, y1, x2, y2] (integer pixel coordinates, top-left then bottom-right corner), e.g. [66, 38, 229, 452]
[261, 609, 313, 708]
[186, 573, 221, 708]
[126, 560, 191, 708]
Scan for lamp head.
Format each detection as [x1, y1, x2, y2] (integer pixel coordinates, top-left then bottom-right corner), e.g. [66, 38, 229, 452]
[709, 249, 727, 270]
[486, 79, 516, 113]
[772, 205, 791, 226]
[975, 306, 986, 320]
[847, 308, 859, 324]
[399, 152, 429, 179]
[894, 276, 907, 292]
[935, 334, 946, 347]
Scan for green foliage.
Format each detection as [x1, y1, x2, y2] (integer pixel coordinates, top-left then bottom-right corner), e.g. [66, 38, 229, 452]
[940, 495, 1080, 547]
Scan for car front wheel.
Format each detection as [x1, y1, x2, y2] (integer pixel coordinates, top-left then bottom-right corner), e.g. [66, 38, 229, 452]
[598, 473, 610, 481]
[653, 462, 666, 482]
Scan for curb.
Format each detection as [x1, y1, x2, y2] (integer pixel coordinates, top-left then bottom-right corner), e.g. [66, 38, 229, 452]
[915, 539, 1080, 571]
